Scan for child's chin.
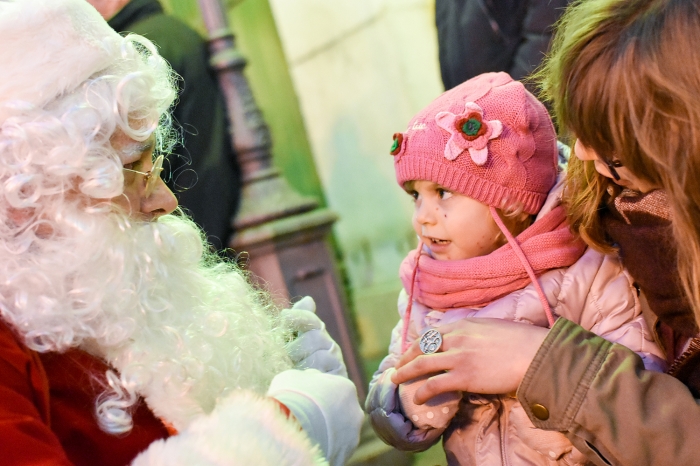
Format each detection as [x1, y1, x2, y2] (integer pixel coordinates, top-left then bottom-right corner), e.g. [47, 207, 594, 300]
[430, 250, 453, 261]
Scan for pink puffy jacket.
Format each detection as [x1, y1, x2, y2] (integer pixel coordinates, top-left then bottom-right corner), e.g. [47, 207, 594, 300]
[366, 192, 666, 466]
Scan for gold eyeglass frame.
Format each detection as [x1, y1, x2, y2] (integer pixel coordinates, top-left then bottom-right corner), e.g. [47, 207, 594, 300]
[122, 154, 164, 198]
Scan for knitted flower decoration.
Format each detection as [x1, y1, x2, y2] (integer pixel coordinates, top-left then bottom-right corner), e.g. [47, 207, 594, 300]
[390, 132, 404, 156]
[435, 102, 503, 165]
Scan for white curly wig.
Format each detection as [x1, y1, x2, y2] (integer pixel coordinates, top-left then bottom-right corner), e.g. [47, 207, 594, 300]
[0, 0, 292, 435]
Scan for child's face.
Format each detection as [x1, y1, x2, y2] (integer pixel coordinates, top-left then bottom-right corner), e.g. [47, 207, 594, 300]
[407, 180, 502, 261]
[573, 139, 658, 193]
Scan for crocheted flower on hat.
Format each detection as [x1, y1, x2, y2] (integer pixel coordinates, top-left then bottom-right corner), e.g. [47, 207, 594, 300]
[435, 102, 503, 165]
[390, 132, 404, 156]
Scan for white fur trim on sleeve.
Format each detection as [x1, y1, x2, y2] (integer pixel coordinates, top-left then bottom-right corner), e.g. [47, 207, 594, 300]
[132, 390, 327, 466]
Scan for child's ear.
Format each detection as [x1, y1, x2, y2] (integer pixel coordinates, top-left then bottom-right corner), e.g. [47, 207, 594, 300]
[513, 212, 535, 236]
[494, 230, 508, 248]
[517, 211, 534, 224]
[494, 209, 534, 243]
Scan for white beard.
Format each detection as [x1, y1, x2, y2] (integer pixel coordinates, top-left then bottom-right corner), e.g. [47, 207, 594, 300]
[0, 203, 292, 433]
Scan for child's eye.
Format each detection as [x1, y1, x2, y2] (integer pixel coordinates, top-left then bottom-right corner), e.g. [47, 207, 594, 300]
[409, 190, 419, 201]
[437, 188, 452, 200]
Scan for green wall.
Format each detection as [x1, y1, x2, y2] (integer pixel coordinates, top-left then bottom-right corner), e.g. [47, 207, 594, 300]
[161, 0, 325, 204]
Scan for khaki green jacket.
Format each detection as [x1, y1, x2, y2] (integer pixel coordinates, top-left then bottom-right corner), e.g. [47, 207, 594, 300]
[518, 318, 700, 465]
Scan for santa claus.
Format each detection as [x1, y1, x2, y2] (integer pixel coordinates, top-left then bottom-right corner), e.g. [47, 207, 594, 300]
[0, 0, 363, 464]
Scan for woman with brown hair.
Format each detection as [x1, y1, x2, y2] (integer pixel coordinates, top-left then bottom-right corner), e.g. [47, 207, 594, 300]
[392, 0, 700, 464]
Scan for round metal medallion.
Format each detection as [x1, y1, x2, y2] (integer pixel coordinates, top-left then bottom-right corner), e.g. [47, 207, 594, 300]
[419, 329, 442, 354]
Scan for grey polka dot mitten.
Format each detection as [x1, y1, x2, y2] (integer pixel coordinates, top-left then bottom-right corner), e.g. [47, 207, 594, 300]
[398, 374, 462, 430]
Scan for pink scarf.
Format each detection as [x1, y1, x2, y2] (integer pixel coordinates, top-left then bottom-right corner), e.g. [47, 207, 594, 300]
[400, 205, 586, 311]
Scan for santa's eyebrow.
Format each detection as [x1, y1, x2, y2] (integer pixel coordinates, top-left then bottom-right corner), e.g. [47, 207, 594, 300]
[119, 139, 155, 160]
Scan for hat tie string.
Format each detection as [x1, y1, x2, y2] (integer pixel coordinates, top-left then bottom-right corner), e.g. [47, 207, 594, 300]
[489, 206, 556, 327]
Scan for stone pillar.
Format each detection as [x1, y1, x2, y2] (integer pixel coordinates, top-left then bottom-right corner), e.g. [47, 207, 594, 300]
[195, 0, 366, 401]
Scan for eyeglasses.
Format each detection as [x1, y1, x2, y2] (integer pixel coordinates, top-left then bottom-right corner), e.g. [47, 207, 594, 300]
[122, 154, 164, 198]
[601, 157, 623, 181]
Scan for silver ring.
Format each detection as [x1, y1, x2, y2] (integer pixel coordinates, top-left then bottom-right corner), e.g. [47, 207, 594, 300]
[419, 329, 442, 354]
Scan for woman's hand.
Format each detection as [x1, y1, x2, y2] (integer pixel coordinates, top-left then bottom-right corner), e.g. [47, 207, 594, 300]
[391, 318, 549, 404]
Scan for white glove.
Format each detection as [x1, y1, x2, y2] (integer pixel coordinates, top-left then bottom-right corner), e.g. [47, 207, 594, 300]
[281, 296, 348, 377]
[267, 368, 363, 466]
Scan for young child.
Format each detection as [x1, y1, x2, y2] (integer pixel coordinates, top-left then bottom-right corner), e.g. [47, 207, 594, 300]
[365, 72, 666, 465]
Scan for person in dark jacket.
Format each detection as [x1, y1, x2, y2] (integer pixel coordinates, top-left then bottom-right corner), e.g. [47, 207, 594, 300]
[89, 0, 241, 250]
[435, 0, 571, 91]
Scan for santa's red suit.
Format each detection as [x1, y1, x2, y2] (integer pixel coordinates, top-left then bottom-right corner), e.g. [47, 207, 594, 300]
[0, 321, 168, 465]
[0, 316, 355, 465]
[0, 0, 362, 464]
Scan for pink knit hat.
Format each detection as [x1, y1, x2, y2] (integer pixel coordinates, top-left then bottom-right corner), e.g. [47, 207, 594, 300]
[392, 72, 558, 214]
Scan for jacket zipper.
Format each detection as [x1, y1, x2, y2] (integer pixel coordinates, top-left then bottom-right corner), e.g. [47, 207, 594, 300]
[499, 395, 509, 466]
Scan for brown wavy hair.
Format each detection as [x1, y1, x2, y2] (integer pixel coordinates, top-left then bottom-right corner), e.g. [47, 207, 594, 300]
[535, 0, 700, 321]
